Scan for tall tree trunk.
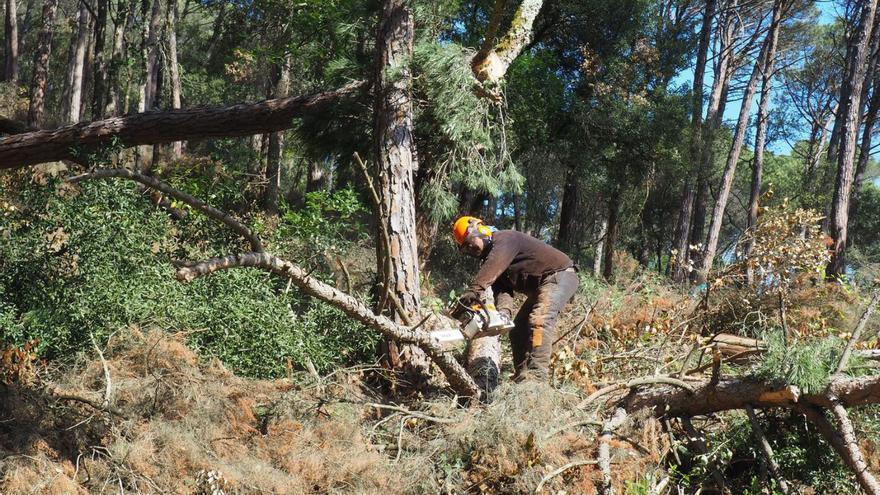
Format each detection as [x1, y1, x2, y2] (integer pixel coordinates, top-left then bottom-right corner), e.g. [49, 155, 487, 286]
[166, 0, 182, 158]
[593, 216, 607, 278]
[828, 0, 879, 279]
[373, 0, 428, 380]
[689, 2, 737, 276]
[602, 187, 621, 281]
[4, 0, 19, 82]
[91, 0, 109, 120]
[744, 1, 784, 276]
[104, 0, 135, 116]
[62, 1, 90, 124]
[26, 0, 57, 128]
[698, 2, 782, 283]
[263, 56, 290, 214]
[672, 0, 715, 282]
[556, 163, 580, 252]
[136, 0, 164, 170]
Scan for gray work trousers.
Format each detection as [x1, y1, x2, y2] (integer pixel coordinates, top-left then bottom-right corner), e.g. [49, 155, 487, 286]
[509, 269, 579, 381]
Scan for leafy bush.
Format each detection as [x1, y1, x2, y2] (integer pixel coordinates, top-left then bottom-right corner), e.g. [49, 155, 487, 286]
[0, 174, 377, 377]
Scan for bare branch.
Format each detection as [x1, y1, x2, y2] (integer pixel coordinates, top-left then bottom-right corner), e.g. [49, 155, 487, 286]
[366, 402, 457, 424]
[745, 405, 792, 494]
[837, 289, 880, 374]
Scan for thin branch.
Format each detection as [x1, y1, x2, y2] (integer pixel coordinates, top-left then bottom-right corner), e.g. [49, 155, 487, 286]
[836, 289, 880, 374]
[68, 168, 263, 252]
[745, 405, 792, 494]
[353, 151, 394, 317]
[534, 459, 599, 493]
[366, 402, 458, 424]
[599, 408, 627, 495]
[89, 333, 112, 407]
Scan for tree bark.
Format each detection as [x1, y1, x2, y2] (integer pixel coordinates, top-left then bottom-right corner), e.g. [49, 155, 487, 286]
[556, 163, 580, 253]
[62, 1, 90, 124]
[828, 0, 879, 279]
[373, 0, 428, 380]
[104, 0, 135, 117]
[263, 56, 290, 214]
[698, 2, 782, 282]
[4, 0, 18, 82]
[0, 81, 365, 169]
[470, 0, 545, 85]
[165, 0, 182, 158]
[602, 187, 621, 281]
[593, 216, 607, 278]
[672, 0, 715, 282]
[689, 2, 737, 276]
[744, 1, 784, 270]
[136, 0, 164, 169]
[90, 0, 109, 120]
[26, 0, 57, 128]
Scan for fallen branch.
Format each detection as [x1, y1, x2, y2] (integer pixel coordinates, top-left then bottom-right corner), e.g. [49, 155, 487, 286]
[1, 81, 366, 169]
[745, 405, 792, 494]
[620, 375, 880, 418]
[578, 375, 695, 409]
[680, 417, 726, 489]
[599, 408, 627, 495]
[176, 252, 480, 398]
[89, 333, 112, 407]
[68, 168, 263, 252]
[51, 388, 127, 418]
[836, 289, 880, 374]
[366, 402, 458, 424]
[534, 459, 599, 494]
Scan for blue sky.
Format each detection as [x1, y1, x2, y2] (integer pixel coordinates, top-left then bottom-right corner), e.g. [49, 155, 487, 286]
[674, 2, 840, 157]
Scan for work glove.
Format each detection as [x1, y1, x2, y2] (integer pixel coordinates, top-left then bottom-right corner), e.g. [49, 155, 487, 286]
[457, 289, 482, 308]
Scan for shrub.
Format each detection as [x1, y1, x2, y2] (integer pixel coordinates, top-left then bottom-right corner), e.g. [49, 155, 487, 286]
[0, 173, 377, 377]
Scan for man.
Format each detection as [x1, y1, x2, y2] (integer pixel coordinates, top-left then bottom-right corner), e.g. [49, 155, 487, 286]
[452, 215, 580, 381]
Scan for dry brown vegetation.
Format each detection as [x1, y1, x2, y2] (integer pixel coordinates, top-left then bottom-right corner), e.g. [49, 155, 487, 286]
[0, 326, 667, 494]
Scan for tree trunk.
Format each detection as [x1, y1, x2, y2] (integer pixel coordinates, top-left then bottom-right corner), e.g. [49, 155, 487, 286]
[90, 0, 109, 119]
[4, 0, 19, 82]
[166, 0, 182, 158]
[26, 0, 57, 128]
[105, 0, 136, 117]
[556, 163, 580, 252]
[672, 0, 715, 282]
[698, 2, 782, 283]
[62, 1, 90, 124]
[593, 216, 607, 278]
[689, 3, 736, 277]
[744, 1, 784, 271]
[0, 81, 365, 168]
[602, 187, 621, 281]
[828, 0, 879, 279]
[373, 0, 428, 380]
[263, 56, 290, 214]
[136, 0, 164, 170]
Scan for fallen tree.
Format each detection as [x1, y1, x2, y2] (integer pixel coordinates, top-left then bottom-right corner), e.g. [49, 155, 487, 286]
[0, 81, 366, 169]
[68, 168, 480, 399]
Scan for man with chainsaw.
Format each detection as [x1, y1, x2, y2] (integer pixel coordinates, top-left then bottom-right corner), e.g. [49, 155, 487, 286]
[452, 216, 580, 382]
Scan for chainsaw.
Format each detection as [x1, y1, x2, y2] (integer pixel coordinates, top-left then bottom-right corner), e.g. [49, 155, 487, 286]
[429, 288, 515, 349]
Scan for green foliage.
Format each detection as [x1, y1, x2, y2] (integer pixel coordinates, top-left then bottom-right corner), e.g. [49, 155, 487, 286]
[0, 177, 376, 377]
[752, 332, 844, 394]
[412, 40, 522, 222]
[276, 188, 365, 252]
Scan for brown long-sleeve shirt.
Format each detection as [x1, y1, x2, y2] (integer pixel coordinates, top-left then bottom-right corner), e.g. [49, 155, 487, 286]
[468, 230, 573, 315]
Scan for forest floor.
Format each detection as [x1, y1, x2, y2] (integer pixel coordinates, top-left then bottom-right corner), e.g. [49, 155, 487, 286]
[0, 267, 877, 494]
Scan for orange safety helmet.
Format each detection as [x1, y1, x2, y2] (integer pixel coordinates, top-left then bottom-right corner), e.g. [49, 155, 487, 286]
[452, 216, 494, 245]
